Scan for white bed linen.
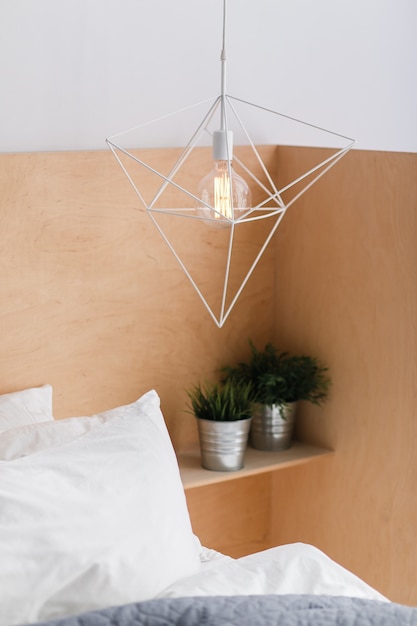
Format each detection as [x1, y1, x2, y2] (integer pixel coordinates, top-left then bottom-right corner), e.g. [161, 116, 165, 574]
[0, 387, 388, 625]
[0, 391, 201, 626]
[0, 384, 53, 433]
[161, 542, 388, 602]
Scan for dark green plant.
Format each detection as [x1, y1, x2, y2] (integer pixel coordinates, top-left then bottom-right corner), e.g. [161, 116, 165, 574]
[186, 380, 253, 422]
[222, 341, 330, 407]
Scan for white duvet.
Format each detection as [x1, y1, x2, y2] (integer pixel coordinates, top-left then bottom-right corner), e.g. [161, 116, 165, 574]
[159, 542, 388, 603]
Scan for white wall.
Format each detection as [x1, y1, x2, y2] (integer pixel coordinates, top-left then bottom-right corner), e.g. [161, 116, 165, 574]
[0, 0, 416, 153]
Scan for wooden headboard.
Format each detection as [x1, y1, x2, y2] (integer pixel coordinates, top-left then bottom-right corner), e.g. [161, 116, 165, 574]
[3, 146, 417, 597]
[0, 146, 277, 451]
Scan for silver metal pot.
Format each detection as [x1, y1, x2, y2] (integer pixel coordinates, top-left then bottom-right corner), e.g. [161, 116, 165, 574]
[249, 402, 297, 451]
[197, 417, 252, 471]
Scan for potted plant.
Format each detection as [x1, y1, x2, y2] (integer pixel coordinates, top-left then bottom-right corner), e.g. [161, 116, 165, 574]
[186, 379, 253, 471]
[222, 341, 330, 451]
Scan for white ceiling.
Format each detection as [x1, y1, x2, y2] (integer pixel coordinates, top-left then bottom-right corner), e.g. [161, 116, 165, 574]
[0, 0, 416, 153]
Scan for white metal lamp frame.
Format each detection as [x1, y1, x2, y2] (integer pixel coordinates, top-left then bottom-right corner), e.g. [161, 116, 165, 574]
[106, 0, 355, 328]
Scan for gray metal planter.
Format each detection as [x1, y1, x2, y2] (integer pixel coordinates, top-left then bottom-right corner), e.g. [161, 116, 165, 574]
[197, 417, 252, 471]
[249, 402, 297, 451]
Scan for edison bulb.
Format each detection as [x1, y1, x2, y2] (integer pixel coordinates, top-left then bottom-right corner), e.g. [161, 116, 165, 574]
[196, 130, 251, 225]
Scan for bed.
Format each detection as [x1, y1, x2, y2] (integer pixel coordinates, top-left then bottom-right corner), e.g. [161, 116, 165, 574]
[1, 384, 416, 626]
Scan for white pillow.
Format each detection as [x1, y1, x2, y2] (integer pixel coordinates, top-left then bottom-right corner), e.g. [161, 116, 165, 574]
[0, 384, 53, 433]
[0, 390, 201, 626]
[0, 414, 112, 460]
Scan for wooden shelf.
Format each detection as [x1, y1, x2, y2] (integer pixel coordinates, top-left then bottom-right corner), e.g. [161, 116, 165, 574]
[178, 441, 333, 490]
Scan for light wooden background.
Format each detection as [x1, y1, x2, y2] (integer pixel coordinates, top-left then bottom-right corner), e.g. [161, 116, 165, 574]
[0, 147, 276, 450]
[271, 148, 417, 605]
[1, 146, 416, 604]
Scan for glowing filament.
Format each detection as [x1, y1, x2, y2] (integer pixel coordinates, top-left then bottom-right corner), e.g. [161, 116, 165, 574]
[214, 170, 233, 219]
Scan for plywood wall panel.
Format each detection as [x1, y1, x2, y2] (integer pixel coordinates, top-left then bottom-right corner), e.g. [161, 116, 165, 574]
[3, 145, 416, 601]
[0, 148, 276, 450]
[185, 474, 272, 558]
[271, 148, 417, 604]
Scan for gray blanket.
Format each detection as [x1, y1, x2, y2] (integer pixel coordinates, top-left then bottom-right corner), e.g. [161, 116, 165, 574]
[27, 595, 417, 626]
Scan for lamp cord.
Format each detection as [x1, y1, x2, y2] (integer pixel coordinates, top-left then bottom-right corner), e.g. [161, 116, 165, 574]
[220, 0, 227, 129]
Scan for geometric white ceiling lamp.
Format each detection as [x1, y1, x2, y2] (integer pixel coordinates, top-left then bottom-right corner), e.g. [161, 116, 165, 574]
[106, 0, 355, 328]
